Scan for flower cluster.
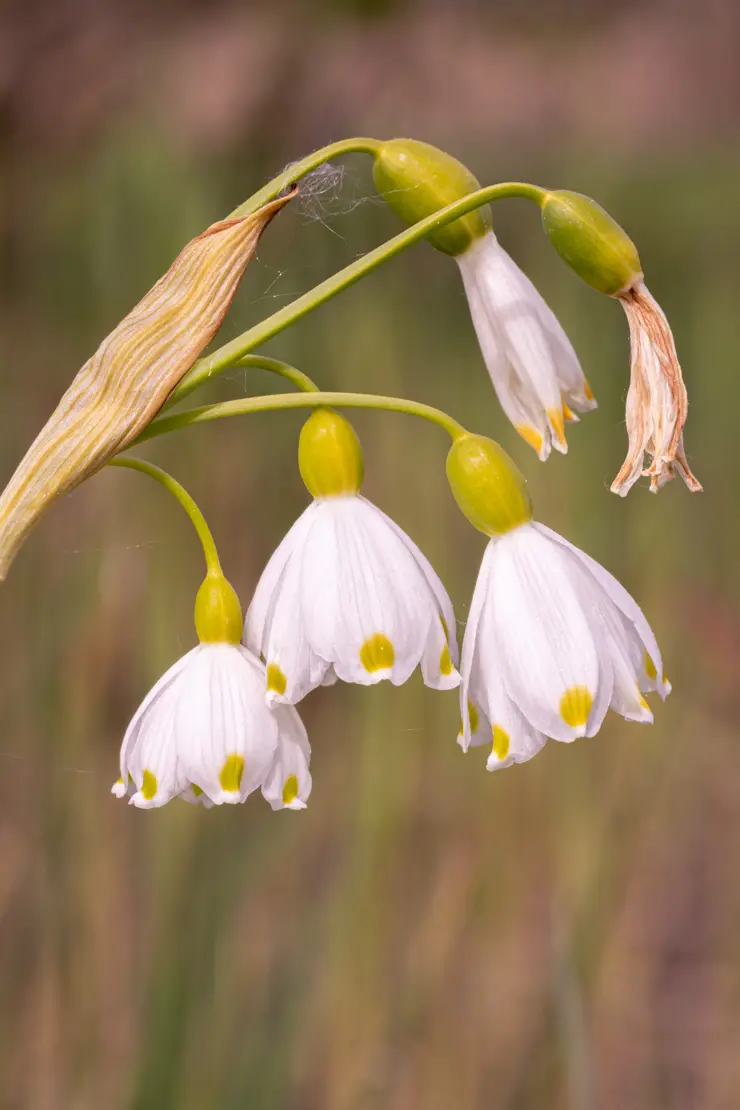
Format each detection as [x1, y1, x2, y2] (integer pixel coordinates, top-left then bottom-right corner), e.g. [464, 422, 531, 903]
[113, 412, 670, 811]
[0, 134, 686, 816]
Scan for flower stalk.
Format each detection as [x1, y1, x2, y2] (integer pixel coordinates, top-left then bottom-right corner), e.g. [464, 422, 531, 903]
[135, 389, 467, 445]
[108, 456, 222, 575]
[171, 181, 548, 402]
[166, 354, 320, 408]
[229, 137, 382, 217]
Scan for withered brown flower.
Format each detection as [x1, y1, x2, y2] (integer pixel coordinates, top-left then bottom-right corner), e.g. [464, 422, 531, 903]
[611, 281, 702, 496]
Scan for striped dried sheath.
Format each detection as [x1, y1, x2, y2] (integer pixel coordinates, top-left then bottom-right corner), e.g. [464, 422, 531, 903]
[0, 191, 293, 579]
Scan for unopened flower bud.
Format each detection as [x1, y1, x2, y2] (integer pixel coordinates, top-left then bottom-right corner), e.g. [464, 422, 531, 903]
[298, 408, 364, 498]
[194, 572, 243, 645]
[446, 434, 533, 536]
[373, 138, 491, 257]
[541, 190, 642, 296]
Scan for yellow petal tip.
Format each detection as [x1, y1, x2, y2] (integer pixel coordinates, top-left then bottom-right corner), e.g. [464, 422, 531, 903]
[516, 424, 544, 455]
[359, 633, 395, 673]
[267, 662, 287, 696]
[282, 775, 299, 806]
[547, 408, 567, 449]
[560, 686, 593, 729]
[491, 725, 510, 760]
[219, 754, 245, 793]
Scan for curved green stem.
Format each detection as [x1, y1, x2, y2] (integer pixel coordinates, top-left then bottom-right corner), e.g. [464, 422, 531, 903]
[230, 137, 382, 218]
[167, 354, 319, 408]
[108, 456, 222, 575]
[133, 390, 467, 447]
[175, 181, 547, 403]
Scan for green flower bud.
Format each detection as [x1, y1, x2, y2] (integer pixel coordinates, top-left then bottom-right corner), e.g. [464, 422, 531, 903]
[373, 138, 492, 257]
[194, 572, 243, 644]
[299, 408, 364, 498]
[446, 434, 533, 536]
[541, 190, 642, 296]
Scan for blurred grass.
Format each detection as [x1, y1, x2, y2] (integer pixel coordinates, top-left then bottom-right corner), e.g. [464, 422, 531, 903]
[0, 124, 739, 1109]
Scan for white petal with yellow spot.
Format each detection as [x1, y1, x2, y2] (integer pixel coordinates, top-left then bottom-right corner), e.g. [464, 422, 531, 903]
[112, 643, 309, 809]
[261, 706, 312, 811]
[458, 520, 669, 769]
[457, 546, 548, 770]
[456, 231, 596, 461]
[245, 494, 460, 704]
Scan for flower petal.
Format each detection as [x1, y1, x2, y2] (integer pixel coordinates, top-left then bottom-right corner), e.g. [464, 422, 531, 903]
[463, 563, 549, 768]
[420, 610, 461, 692]
[261, 707, 312, 811]
[358, 496, 460, 666]
[458, 242, 554, 460]
[533, 523, 670, 701]
[301, 497, 444, 689]
[458, 543, 495, 752]
[600, 609, 654, 723]
[119, 647, 196, 790]
[464, 237, 570, 447]
[245, 502, 318, 652]
[126, 688, 187, 810]
[179, 784, 214, 808]
[260, 526, 330, 706]
[176, 645, 278, 804]
[532, 291, 596, 414]
[458, 232, 595, 458]
[488, 525, 608, 741]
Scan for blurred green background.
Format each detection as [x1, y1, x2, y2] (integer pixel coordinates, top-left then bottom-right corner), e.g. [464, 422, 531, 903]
[1, 1, 739, 1107]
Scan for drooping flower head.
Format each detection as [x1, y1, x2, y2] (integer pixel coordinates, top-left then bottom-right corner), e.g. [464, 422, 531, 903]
[447, 432, 670, 770]
[373, 140, 700, 495]
[456, 233, 596, 460]
[245, 407, 461, 705]
[113, 570, 310, 810]
[373, 138, 595, 459]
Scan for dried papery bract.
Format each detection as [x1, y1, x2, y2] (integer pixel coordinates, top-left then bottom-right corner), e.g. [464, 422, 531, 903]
[0, 191, 294, 579]
[612, 281, 702, 496]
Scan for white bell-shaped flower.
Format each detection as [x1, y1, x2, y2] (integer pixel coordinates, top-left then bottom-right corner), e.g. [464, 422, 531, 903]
[112, 572, 311, 810]
[446, 432, 669, 773]
[245, 409, 460, 706]
[246, 495, 460, 705]
[459, 522, 670, 770]
[456, 231, 596, 460]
